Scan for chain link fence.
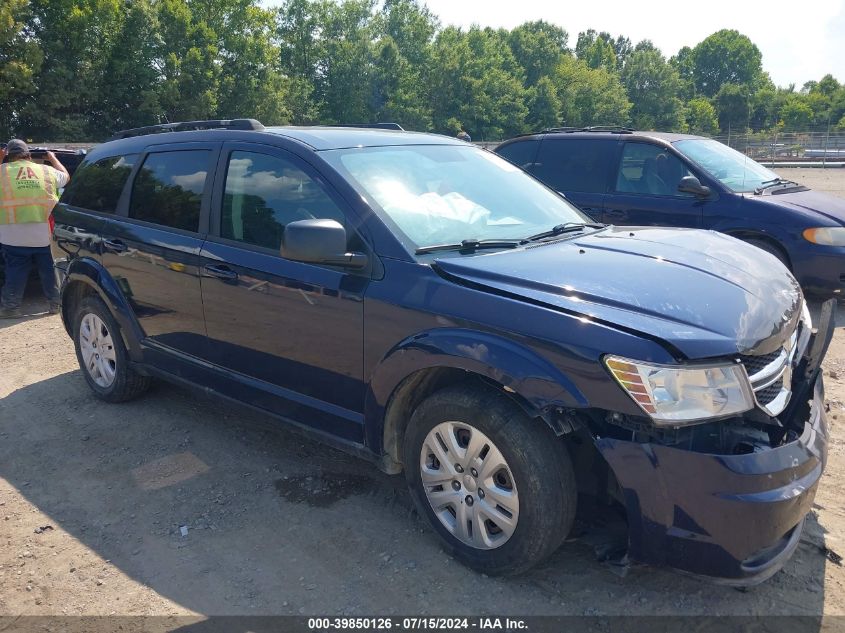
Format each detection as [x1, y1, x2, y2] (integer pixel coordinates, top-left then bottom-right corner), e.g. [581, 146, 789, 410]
[713, 131, 845, 165]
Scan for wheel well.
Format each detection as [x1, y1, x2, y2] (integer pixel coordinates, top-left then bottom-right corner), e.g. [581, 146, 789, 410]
[379, 368, 541, 474]
[727, 231, 792, 270]
[61, 280, 96, 335]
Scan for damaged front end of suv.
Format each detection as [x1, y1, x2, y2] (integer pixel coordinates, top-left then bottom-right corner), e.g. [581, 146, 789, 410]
[590, 299, 834, 585]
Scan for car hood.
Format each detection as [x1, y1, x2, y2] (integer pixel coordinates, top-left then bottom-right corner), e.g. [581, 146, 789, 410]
[754, 188, 845, 225]
[432, 227, 801, 359]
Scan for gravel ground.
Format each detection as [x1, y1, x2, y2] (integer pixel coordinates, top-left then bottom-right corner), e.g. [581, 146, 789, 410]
[0, 169, 844, 623]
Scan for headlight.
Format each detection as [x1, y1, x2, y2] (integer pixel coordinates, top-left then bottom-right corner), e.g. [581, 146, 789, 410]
[604, 356, 754, 426]
[802, 227, 845, 246]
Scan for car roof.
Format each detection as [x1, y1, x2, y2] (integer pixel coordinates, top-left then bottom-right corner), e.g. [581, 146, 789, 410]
[498, 130, 704, 146]
[86, 126, 464, 161]
[263, 126, 464, 150]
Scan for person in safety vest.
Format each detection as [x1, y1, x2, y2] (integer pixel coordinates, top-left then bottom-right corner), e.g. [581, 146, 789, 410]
[0, 139, 69, 318]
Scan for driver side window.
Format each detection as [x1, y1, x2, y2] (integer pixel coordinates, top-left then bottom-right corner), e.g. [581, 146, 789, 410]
[222, 150, 346, 250]
[615, 143, 694, 197]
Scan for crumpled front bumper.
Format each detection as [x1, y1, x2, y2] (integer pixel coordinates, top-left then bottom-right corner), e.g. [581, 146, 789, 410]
[596, 302, 834, 585]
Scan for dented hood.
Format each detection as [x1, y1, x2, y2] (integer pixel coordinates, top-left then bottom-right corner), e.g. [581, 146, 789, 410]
[432, 227, 801, 359]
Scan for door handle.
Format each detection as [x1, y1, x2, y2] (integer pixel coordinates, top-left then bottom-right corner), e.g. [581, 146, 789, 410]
[102, 239, 127, 253]
[203, 264, 238, 281]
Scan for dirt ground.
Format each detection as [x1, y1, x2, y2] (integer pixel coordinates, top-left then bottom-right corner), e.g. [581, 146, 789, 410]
[1, 168, 845, 623]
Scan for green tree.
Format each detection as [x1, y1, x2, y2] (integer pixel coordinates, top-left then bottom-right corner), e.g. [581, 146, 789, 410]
[669, 45, 695, 100]
[211, 3, 291, 124]
[277, 0, 325, 122]
[508, 20, 568, 86]
[621, 47, 685, 130]
[0, 0, 42, 139]
[155, 0, 221, 121]
[21, 0, 125, 140]
[370, 0, 437, 130]
[714, 83, 749, 133]
[691, 29, 763, 97]
[685, 97, 718, 135]
[430, 26, 528, 140]
[319, 0, 377, 124]
[95, 0, 161, 135]
[780, 96, 814, 130]
[527, 76, 560, 130]
[575, 29, 617, 73]
[553, 55, 631, 127]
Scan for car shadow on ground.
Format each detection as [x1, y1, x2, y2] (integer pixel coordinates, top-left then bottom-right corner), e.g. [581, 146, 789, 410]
[0, 368, 832, 621]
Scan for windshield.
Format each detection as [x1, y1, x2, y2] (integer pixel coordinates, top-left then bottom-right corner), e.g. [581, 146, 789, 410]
[674, 139, 779, 193]
[321, 144, 588, 250]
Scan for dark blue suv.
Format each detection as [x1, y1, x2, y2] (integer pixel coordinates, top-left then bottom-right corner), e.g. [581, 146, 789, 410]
[495, 129, 845, 297]
[53, 119, 834, 584]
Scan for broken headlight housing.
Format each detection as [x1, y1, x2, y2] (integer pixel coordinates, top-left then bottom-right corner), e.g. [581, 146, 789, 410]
[604, 356, 755, 426]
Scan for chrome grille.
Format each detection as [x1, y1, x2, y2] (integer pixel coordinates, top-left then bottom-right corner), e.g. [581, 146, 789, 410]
[738, 305, 811, 417]
[740, 349, 781, 376]
[754, 377, 784, 406]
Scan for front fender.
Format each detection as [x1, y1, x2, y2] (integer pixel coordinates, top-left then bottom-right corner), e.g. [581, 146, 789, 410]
[365, 328, 588, 451]
[61, 257, 145, 361]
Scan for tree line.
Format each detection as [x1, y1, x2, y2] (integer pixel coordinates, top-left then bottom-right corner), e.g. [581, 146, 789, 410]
[2, 0, 844, 142]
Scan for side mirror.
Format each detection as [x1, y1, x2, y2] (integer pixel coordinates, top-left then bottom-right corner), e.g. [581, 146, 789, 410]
[678, 175, 711, 198]
[281, 219, 368, 269]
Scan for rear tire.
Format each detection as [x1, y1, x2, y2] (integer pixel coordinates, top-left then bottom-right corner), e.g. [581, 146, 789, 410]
[403, 384, 576, 575]
[73, 295, 151, 402]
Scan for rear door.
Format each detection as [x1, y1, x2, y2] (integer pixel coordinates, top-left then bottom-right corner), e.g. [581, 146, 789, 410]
[530, 138, 616, 221]
[53, 153, 139, 273]
[100, 142, 218, 361]
[197, 142, 368, 441]
[602, 141, 705, 228]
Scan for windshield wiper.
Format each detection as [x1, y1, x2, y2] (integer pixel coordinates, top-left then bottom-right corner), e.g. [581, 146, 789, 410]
[415, 238, 522, 255]
[522, 222, 605, 243]
[754, 178, 798, 194]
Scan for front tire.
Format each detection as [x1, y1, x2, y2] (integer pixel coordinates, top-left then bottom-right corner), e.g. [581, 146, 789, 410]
[403, 384, 576, 575]
[745, 238, 791, 270]
[73, 295, 151, 402]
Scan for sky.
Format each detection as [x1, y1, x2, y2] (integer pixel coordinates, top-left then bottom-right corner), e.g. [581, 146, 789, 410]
[419, 0, 845, 88]
[264, 0, 845, 88]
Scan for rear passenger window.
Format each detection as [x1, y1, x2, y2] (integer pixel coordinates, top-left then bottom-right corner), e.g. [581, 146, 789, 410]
[128, 151, 210, 232]
[532, 139, 615, 194]
[495, 140, 539, 169]
[61, 155, 137, 213]
[222, 151, 346, 251]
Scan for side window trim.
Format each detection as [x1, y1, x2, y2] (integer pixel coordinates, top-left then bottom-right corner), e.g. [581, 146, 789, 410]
[120, 143, 220, 235]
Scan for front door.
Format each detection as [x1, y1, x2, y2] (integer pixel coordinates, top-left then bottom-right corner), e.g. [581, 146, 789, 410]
[198, 143, 368, 441]
[101, 144, 217, 361]
[602, 142, 706, 228]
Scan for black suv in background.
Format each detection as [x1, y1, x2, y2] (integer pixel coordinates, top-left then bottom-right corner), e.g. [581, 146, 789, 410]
[495, 128, 845, 297]
[52, 119, 833, 584]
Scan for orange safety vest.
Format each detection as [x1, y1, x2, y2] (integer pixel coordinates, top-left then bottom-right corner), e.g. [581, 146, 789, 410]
[0, 160, 59, 225]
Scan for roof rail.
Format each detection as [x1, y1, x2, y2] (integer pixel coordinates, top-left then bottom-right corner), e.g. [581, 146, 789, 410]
[331, 122, 405, 131]
[109, 118, 265, 141]
[582, 125, 634, 133]
[540, 125, 634, 134]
